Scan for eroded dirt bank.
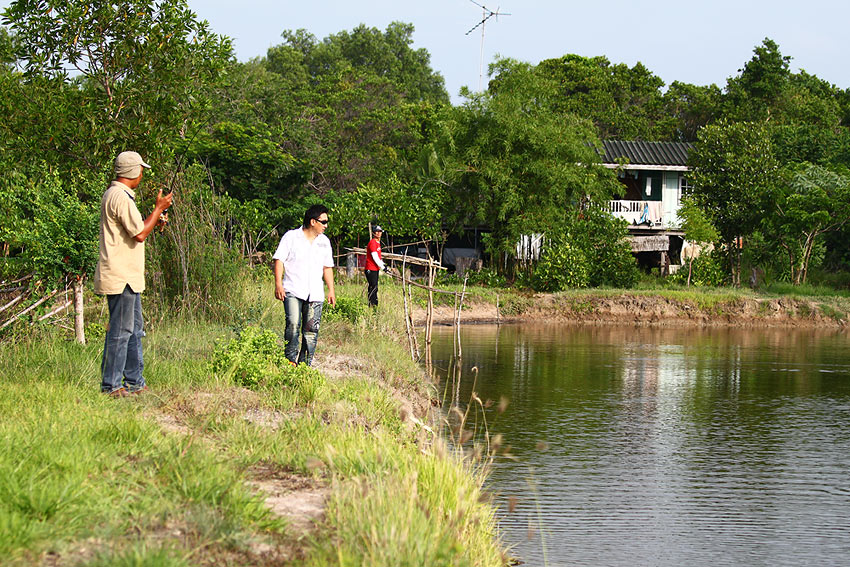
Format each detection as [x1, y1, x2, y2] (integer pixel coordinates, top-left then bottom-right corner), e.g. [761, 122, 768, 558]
[417, 293, 849, 329]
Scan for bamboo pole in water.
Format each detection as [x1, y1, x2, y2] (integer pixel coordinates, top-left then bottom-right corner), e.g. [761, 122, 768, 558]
[401, 257, 416, 361]
[455, 275, 467, 360]
[425, 260, 435, 373]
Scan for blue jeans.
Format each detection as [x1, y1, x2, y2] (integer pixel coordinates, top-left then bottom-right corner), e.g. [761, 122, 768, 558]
[283, 293, 323, 366]
[101, 285, 145, 393]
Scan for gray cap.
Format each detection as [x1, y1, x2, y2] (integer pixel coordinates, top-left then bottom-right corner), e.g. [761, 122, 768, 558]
[114, 151, 151, 179]
[373, 225, 384, 233]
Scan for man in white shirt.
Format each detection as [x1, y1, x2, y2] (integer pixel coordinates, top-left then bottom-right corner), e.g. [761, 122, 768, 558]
[272, 204, 336, 365]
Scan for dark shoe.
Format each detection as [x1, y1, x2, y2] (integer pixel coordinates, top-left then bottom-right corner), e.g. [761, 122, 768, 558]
[106, 388, 129, 398]
[129, 385, 149, 395]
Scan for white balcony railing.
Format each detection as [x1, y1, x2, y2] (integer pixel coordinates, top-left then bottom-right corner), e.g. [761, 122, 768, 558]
[608, 200, 664, 226]
[609, 200, 683, 229]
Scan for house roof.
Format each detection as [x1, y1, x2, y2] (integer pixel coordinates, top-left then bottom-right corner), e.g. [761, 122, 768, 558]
[602, 140, 692, 167]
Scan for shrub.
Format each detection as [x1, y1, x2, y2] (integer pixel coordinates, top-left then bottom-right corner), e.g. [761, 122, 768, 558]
[146, 163, 251, 321]
[500, 294, 534, 315]
[531, 237, 589, 291]
[211, 326, 287, 389]
[669, 250, 726, 287]
[323, 296, 369, 324]
[211, 326, 327, 397]
[568, 207, 640, 288]
[465, 268, 507, 287]
[436, 268, 507, 288]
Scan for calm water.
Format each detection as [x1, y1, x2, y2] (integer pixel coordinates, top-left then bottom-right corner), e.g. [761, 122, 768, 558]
[430, 324, 850, 567]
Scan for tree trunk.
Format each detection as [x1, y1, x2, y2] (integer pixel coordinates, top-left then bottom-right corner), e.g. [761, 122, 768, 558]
[800, 231, 819, 285]
[687, 255, 693, 287]
[73, 275, 86, 345]
[783, 244, 798, 286]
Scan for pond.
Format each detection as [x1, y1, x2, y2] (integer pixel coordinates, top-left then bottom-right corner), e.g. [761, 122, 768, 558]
[430, 324, 850, 567]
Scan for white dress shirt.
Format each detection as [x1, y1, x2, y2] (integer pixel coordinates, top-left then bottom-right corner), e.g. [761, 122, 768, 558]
[272, 228, 334, 302]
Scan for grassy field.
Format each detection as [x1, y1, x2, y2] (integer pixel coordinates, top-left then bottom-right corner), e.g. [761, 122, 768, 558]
[0, 278, 506, 566]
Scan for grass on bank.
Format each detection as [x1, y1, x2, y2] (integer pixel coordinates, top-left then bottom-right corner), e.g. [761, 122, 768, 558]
[423, 271, 850, 321]
[0, 277, 506, 567]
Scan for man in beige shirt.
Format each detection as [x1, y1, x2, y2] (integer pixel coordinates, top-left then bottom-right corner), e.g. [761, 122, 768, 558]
[94, 151, 172, 397]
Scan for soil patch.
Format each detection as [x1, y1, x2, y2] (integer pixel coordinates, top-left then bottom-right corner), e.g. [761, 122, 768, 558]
[248, 462, 329, 538]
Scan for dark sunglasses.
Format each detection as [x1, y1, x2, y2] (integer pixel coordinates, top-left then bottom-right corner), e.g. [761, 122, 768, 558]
[314, 218, 329, 225]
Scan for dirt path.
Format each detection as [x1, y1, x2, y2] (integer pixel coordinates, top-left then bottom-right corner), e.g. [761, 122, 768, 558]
[148, 388, 329, 564]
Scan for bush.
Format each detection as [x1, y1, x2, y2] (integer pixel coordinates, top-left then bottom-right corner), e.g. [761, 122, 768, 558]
[669, 250, 726, 287]
[211, 326, 327, 397]
[568, 207, 640, 288]
[531, 237, 589, 291]
[809, 269, 850, 291]
[323, 296, 369, 324]
[465, 268, 507, 287]
[212, 326, 286, 389]
[436, 268, 507, 288]
[500, 294, 534, 315]
[146, 163, 251, 321]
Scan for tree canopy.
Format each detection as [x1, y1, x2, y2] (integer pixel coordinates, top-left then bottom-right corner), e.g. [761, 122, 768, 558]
[2, 0, 233, 177]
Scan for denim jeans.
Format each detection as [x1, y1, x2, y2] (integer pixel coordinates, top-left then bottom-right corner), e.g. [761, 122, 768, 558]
[283, 293, 323, 366]
[101, 285, 145, 393]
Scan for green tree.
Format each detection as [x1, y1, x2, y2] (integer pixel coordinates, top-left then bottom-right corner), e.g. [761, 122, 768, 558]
[274, 22, 448, 104]
[187, 121, 301, 202]
[2, 0, 232, 175]
[689, 120, 780, 286]
[218, 54, 437, 200]
[1, 0, 232, 341]
[329, 173, 448, 249]
[677, 196, 720, 287]
[535, 54, 672, 140]
[433, 59, 618, 265]
[0, 25, 14, 69]
[299, 69, 428, 194]
[663, 81, 723, 141]
[769, 164, 850, 284]
[725, 38, 791, 122]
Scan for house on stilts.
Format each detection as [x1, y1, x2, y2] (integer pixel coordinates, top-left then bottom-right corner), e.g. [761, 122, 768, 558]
[602, 140, 693, 275]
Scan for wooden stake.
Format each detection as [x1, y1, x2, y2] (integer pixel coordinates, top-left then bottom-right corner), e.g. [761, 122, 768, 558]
[455, 275, 467, 359]
[73, 276, 86, 344]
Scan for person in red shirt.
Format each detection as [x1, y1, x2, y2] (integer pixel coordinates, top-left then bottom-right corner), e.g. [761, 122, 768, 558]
[364, 225, 386, 307]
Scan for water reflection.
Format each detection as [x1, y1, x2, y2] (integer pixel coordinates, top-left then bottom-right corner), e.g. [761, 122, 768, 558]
[431, 324, 850, 567]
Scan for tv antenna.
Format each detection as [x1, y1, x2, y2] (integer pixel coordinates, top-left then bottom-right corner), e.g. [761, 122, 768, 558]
[465, 0, 511, 92]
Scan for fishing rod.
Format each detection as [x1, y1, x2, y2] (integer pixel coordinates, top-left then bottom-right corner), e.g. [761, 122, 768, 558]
[154, 109, 219, 232]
